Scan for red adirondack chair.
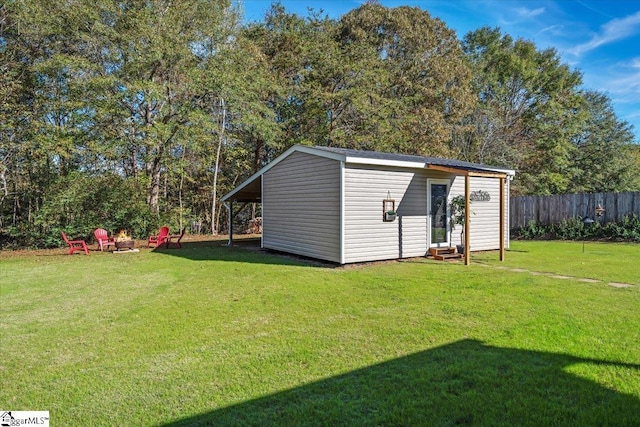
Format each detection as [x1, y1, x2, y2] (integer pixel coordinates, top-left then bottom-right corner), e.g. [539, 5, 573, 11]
[61, 232, 90, 255]
[165, 228, 185, 249]
[94, 228, 115, 251]
[148, 226, 170, 248]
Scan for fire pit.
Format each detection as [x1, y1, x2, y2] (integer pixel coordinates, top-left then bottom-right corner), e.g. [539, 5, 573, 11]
[114, 230, 135, 251]
[115, 240, 135, 250]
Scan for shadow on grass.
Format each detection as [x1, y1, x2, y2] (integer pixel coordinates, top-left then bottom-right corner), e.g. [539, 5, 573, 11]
[151, 237, 338, 268]
[161, 339, 640, 426]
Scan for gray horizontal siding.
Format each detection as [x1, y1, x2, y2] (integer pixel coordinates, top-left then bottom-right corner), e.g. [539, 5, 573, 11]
[343, 165, 455, 263]
[449, 176, 506, 251]
[262, 152, 509, 264]
[263, 151, 341, 262]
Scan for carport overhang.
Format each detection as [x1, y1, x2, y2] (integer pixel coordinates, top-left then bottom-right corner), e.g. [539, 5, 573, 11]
[222, 175, 262, 204]
[221, 173, 262, 247]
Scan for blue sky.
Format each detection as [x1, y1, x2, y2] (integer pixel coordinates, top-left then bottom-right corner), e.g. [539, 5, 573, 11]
[241, 0, 640, 142]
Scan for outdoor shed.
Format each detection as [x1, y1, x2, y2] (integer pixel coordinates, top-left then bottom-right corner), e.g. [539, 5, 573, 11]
[222, 145, 515, 264]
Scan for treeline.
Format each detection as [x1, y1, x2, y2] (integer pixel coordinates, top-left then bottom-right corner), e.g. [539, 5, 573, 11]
[1, 0, 639, 248]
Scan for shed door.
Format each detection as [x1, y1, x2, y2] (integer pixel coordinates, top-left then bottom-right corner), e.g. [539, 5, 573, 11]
[428, 179, 450, 247]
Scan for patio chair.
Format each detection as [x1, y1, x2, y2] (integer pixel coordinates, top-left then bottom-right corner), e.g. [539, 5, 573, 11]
[61, 232, 90, 255]
[94, 228, 115, 251]
[148, 226, 170, 248]
[165, 228, 185, 249]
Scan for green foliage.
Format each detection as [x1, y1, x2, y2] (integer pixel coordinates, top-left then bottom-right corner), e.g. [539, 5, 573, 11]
[335, 3, 474, 155]
[449, 195, 466, 245]
[572, 91, 639, 193]
[551, 217, 592, 240]
[513, 214, 640, 242]
[515, 220, 548, 240]
[457, 27, 639, 196]
[450, 195, 466, 227]
[20, 173, 154, 249]
[601, 214, 640, 241]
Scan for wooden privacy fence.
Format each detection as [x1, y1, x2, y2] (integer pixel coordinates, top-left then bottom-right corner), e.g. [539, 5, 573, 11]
[510, 191, 640, 228]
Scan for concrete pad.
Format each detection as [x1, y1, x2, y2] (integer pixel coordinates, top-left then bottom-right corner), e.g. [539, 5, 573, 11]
[509, 268, 529, 273]
[577, 278, 600, 283]
[550, 275, 572, 280]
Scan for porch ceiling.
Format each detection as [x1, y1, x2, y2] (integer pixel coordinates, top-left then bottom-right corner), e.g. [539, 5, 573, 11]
[226, 175, 262, 203]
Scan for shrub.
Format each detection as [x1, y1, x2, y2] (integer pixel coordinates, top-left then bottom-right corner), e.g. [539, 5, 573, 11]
[551, 218, 590, 240]
[515, 220, 549, 239]
[513, 214, 640, 242]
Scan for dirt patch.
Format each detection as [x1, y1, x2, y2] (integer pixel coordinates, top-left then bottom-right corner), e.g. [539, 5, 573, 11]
[608, 282, 634, 288]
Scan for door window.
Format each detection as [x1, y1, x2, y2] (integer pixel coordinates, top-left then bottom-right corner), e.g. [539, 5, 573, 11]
[430, 182, 449, 246]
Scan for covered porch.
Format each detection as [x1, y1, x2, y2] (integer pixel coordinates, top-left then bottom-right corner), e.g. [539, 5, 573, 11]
[426, 164, 509, 265]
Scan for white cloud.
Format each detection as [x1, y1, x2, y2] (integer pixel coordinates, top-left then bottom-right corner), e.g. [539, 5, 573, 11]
[538, 24, 564, 36]
[569, 10, 640, 56]
[581, 65, 640, 102]
[498, 5, 546, 28]
[514, 7, 544, 18]
[606, 58, 640, 95]
[612, 73, 640, 94]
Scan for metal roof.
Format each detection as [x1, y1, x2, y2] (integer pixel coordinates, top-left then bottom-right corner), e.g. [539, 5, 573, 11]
[222, 145, 515, 203]
[312, 146, 515, 175]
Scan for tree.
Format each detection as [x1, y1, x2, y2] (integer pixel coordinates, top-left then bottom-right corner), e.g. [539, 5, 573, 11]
[572, 90, 638, 192]
[1, 0, 251, 245]
[243, 3, 327, 150]
[335, 2, 475, 155]
[459, 27, 585, 195]
[3, 1, 638, 248]
[246, 2, 474, 156]
[97, 0, 239, 213]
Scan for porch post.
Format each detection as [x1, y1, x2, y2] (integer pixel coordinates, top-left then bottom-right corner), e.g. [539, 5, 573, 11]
[464, 174, 471, 266]
[227, 200, 234, 246]
[499, 177, 505, 261]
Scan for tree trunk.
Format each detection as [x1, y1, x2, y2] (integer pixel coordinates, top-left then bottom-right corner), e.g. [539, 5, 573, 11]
[148, 144, 164, 214]
[211, 98, 226, 235]
[254, 137, 264, 173]
[178, 147, 186, 230]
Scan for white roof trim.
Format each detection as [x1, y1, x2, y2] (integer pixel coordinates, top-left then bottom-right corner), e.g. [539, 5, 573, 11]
[483, 166, 516, 176]
[295, 145, 346, 162]
[345, 156, 427, 169]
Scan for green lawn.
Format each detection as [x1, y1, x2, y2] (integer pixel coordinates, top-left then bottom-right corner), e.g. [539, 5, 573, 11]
[1, 238, 638, 426]
[474, 240, 640, 285]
